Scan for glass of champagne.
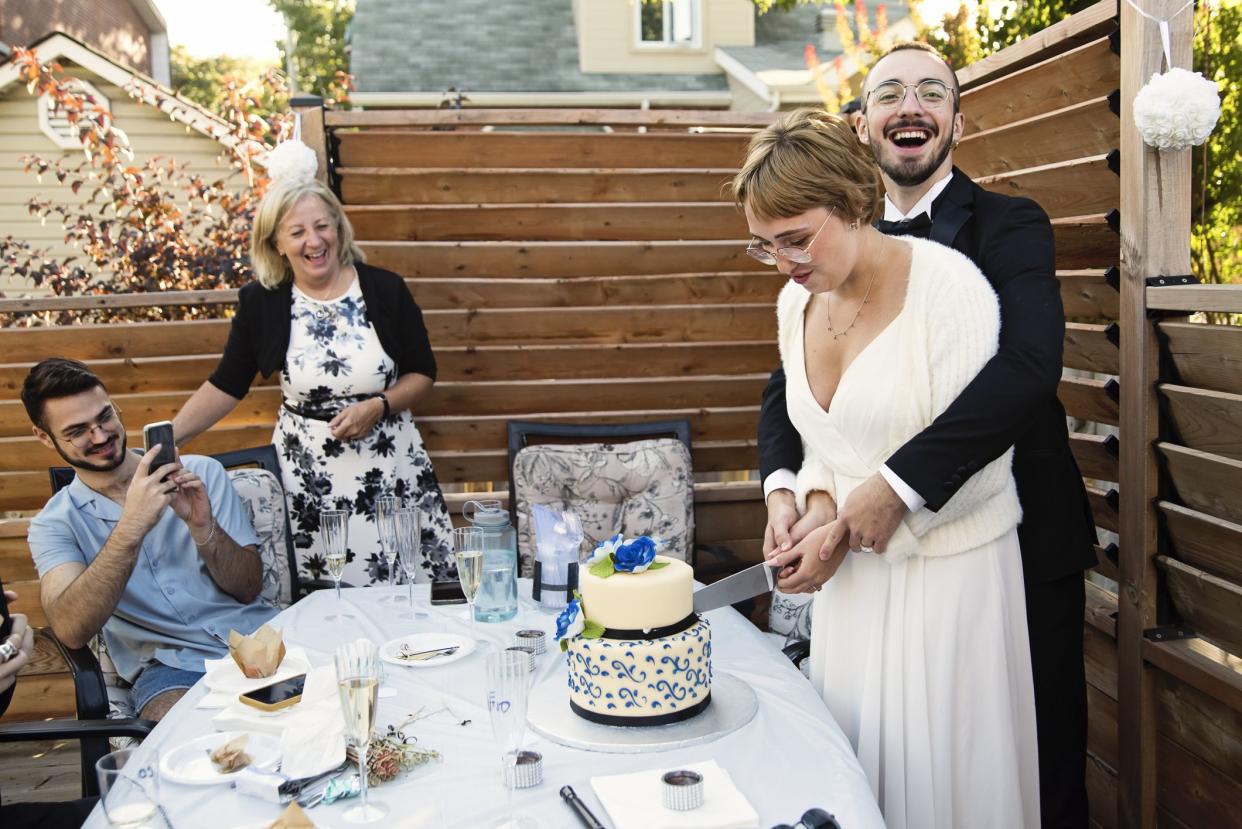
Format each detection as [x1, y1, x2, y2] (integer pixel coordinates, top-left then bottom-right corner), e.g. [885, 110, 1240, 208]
[453, 526, 491, 650]
[335, 639, 388, 823]
[486, 650, 537, 829]
[375, 495, 403, 604]
[96, 747, 158, 828]
[322, 508, 355, 621]
[395, 507, 428, 620]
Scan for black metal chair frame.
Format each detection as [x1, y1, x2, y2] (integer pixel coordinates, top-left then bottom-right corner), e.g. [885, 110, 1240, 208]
[23, 444, 309, 795]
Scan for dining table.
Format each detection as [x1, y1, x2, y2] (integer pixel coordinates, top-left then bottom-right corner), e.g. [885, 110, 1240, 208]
[83, 581, 885, 829]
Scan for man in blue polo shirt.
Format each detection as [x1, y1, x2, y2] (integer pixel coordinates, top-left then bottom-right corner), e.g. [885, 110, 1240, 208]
[23, 358, 276, 721]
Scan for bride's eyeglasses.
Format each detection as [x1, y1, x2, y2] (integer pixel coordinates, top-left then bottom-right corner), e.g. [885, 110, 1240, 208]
[745, 208, 834, 266]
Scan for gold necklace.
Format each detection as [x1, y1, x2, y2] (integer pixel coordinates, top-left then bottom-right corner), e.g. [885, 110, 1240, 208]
[825, 237, 884, 340]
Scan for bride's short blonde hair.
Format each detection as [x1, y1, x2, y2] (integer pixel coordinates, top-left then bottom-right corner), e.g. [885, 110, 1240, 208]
[733, 108, 883, 225]
[250, 180, 365, 289]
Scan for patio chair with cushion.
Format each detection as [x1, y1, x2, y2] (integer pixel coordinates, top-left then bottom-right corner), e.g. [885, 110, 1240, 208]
[29, 444, 323, 785]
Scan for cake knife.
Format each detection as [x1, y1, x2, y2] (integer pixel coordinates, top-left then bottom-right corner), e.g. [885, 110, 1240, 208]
[692, 561, 780, 613]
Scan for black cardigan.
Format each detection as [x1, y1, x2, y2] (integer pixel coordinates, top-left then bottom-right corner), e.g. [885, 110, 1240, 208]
[208, 262, 437, 399]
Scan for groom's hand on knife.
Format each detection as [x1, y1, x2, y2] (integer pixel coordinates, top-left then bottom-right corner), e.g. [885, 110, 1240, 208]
[818, 473, 907, 559]
[774, 523, 850, 593]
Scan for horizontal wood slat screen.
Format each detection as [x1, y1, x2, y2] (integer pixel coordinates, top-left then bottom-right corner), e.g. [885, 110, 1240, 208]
[335, 132, 752, 169]
[1156, 443, 1242, 525]
[1161, 385, 1242, 461]
[1157, 556, 1242, 658]
[339, 168, 737, 205]
[1159, 321, 1242, 396]
[326, 109, 779, 129]
[960, 35, 1120, 133]
[956, 96, 1119, 179]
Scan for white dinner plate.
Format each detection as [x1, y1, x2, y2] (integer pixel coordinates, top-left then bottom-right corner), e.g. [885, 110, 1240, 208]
[204, 653, 312, 695]
[159, 731, 281, 786]
[380, 632, 474, 669]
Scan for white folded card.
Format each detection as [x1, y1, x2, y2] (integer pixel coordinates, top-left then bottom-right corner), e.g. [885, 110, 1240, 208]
[591, 759, 760, 829]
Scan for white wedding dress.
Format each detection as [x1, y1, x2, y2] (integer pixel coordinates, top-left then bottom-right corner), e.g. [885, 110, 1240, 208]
[784, 264, 1040, 828]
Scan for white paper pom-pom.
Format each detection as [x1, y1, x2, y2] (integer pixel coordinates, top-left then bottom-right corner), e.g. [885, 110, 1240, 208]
[1133, 67, 1222, 151]
[264, 139, 319, 186]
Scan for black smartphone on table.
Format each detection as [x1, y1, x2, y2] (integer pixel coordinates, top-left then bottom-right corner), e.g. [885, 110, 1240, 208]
[430, 580, 466, 605]
[238, 673, 306, 712]
[0, 576, 12, 639]
[142, 421, 177, 474]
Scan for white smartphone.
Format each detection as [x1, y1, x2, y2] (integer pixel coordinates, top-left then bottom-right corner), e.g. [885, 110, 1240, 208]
[142, 421, 176, 473]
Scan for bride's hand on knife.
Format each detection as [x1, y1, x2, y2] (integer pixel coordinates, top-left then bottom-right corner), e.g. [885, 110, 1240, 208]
[774, 524, 850, 593]
[763, 490, 837, 559]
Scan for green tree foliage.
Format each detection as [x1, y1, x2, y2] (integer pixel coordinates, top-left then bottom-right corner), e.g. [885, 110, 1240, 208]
[169, 46, 283, 117]
[1192, 0, 1242, 286]
[268, 0, 354, 104]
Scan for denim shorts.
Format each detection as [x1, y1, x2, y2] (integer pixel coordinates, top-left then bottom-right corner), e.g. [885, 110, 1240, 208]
[129, 662, 204, 714]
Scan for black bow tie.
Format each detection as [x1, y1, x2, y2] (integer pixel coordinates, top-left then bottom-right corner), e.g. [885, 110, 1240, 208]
[876, 213, 933, 238]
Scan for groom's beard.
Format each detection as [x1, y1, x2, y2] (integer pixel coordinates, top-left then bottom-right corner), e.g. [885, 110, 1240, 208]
[872, 117, 956, 188]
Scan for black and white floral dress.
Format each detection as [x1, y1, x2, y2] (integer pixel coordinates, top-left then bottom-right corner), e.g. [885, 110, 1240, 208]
[277, 278, 454, 586]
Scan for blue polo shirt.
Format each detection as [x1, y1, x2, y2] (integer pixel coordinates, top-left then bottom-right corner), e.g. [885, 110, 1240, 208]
[28, 454, 277, 683]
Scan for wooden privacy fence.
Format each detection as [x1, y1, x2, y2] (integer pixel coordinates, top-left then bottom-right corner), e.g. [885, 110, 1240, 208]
[1, 2, 1240, 825]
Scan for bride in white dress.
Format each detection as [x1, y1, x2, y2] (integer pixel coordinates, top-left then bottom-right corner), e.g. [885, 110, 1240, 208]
[735, 109, 1040, 828]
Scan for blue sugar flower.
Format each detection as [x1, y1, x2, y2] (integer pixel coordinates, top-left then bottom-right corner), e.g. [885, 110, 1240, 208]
[555, 597, 585, 643]
[613, 536, 658, 573]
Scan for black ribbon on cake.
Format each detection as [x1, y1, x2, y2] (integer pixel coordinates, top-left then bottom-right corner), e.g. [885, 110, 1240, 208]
[570, 692, 712, 727]
[598, 612, 699, 640]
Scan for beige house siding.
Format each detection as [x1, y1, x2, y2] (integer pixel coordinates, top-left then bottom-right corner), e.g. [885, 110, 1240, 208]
[574, 0, 753, 75]
[0, 64, 246, 294]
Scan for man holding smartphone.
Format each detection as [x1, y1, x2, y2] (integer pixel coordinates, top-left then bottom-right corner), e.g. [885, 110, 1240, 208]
[21, 358, 275, 721]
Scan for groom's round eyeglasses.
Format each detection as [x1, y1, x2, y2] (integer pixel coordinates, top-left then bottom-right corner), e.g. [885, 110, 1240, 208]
[866, 79, 955, 111]
[745, 209, 834, 266]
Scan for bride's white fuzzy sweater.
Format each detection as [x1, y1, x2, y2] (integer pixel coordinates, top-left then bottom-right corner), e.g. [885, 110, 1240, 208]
[777, 236, 1022, 562]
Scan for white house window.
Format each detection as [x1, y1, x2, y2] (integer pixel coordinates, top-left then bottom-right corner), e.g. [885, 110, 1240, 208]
[38, 78, 110, 149]
[637, 0, 701, 48]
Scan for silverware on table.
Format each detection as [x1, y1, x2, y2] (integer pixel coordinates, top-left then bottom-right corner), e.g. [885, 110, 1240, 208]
[396, 644, 459, 662]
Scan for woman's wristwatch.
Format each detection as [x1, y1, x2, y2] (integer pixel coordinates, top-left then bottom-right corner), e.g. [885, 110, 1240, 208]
[370, 392, 391, 418]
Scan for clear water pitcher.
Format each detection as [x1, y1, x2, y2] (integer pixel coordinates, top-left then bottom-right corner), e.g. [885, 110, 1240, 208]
[462, 499, 518, 623]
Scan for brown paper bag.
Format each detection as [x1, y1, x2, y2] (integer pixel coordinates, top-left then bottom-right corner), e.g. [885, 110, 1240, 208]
[228, 624, 286, 679]
[266, 802, 316, 828]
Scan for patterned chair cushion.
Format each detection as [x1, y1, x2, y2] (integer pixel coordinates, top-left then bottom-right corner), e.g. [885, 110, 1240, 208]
[769, 589, 814, 642]
[512, 438, 694, 577]
[228, 467, 293, 610]
[100, 465, 290, 738]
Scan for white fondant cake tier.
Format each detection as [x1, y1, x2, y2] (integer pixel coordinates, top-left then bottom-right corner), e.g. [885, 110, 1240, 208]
[577, 554, 692, 630]
[566, 617, 712, 726]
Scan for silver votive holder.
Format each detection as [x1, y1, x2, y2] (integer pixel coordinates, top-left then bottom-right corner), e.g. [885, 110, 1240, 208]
[504, 750, 543, 789]
[661, 769, 704, 811]
[514, 629, 547, 655]
[505, 645, 537, 673]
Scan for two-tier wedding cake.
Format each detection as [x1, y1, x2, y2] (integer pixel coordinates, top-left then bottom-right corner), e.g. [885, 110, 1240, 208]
[557, 537, 711, 726]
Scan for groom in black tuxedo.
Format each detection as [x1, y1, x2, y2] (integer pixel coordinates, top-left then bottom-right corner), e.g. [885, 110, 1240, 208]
[759, 43, 1097, 828]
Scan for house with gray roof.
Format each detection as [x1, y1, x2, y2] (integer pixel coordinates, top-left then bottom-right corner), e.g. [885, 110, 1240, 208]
[349, 0, 913, 110]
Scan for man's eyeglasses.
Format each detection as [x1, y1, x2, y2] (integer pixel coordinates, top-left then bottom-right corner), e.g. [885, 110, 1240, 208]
[867, 79, 954, 111]
[745, 209, 834, 266]
[57, 404, 122, 448]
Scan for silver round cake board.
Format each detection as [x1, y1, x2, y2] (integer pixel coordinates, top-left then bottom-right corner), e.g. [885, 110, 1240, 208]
[526, 672, 758, 754]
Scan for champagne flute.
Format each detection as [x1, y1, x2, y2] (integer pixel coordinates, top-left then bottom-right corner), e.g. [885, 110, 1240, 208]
[375, 495, 403, 604]
[322, 508, 355, 621]
[486, 650, 537, 829]
[335, 639, 388, 823]
[453, 526, 491, 651]
[395, 507, 428, 620]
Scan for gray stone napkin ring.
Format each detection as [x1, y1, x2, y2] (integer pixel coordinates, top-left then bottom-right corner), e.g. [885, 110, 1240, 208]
[661, 769, 704, 811]
[504, 750, 543, 789]
[514, 629, 546, 655]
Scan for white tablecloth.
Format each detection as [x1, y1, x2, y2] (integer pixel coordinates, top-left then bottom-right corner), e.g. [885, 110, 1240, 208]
[85, 583, 883, 829]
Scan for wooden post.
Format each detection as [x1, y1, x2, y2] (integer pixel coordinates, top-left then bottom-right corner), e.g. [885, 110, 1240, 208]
[290, 95, 329, 187]
[1117, 0, 1193, 826]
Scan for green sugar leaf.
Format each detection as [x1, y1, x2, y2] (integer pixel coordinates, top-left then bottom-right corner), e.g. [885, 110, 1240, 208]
[581, 620, 605, 639]
[589, 554, 617, 579]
